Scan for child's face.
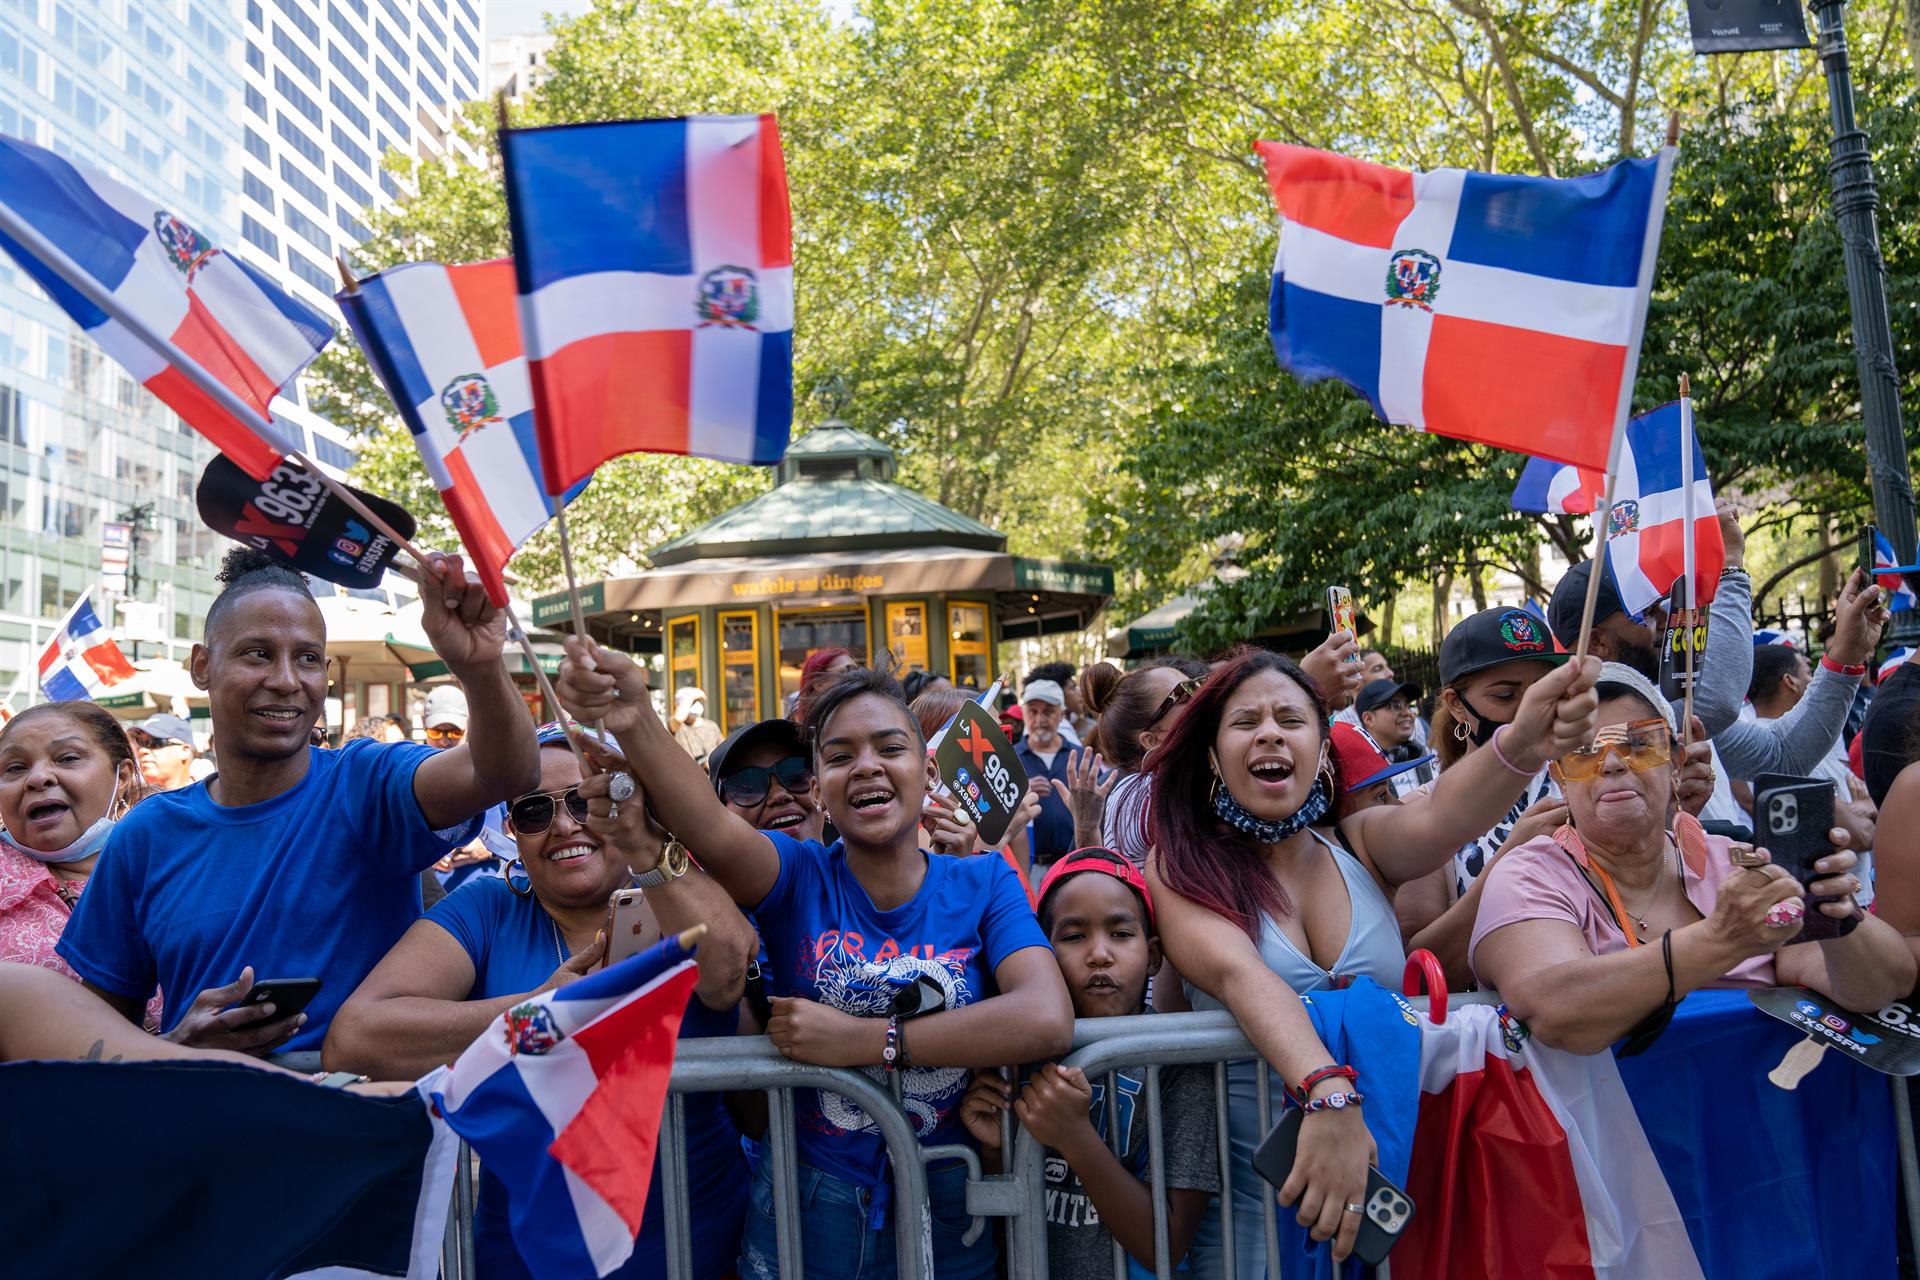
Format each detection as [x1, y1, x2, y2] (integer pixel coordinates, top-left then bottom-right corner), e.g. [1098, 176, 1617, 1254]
[1045, 873, 1161, 1019]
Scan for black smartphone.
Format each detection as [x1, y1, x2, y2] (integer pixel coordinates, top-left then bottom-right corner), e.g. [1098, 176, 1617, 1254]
[232, 976, 322, 1023]
[1251, 1106, 1415, 1266]
[1752, 774, 1856, 942]
[1861, 524, 1879, 585]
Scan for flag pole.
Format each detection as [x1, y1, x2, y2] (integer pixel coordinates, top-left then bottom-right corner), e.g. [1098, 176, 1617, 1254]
[1679, 372, 1698, 745]
[1574, 113, 1681, 665]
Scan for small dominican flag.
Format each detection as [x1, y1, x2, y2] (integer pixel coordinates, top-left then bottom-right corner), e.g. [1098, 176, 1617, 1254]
[1258, 142, 1673, 472]
[500, 115, 794, 494]
[432, 933, 701, 1280]
[338, 259, 585, 607]
[38, 589, 136, 701]
[0, 133, 332, 481]
[1512, 401, 1723, 617]
[1878, 647, 1913, 682]
[1871, 530, 1918, 613]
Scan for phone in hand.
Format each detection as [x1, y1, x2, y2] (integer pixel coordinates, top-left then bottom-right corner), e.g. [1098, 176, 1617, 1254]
[601, 887, 654, 969]
[1860, 524, 1878, 586]
[1326, 587, 1359, 661]
[1251, 1106, 1415, 1266]
[1752, 773, 1856, 941]
[232, 976, 321, 1024]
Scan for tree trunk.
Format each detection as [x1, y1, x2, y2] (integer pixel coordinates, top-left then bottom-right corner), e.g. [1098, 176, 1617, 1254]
[1380, 594, 1398, 650]
[1431, 569, 1454, 650]
[1524, 538, 1545, 601]
[1469, 565, 1489, 611]
[1818, 513, 1841, 600]
[1907, 0, 1920, 96]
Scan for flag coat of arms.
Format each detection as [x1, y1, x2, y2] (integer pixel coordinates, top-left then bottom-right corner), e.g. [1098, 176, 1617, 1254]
[1511, 400, 1724, 616]
[499, 114, 794, 493]
[1872, 529, 1918, 613]
[339, 259, 584, 606]
[432, 933, 701, 1280]
[1258, 142, 1672, 471]
[0, 133, 331, 480]
[38, 589, 136, 701]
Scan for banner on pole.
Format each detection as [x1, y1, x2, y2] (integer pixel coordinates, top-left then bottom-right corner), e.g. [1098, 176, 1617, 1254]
[1685, 0, 1810, 54]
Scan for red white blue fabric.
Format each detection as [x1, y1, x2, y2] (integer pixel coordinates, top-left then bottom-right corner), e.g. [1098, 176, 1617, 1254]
[431, 933, 700, 1280]
[37, 589, 136, 701]
[1878, 647, 1912, 682]
[500, 115, 793, 492]
[1512, 401, 1724, 616]
[0, 133, 331, 481]
[1258, 142, 1670, 471]
[338, 260, 584, 607]
[1872, 529, 1918, 613]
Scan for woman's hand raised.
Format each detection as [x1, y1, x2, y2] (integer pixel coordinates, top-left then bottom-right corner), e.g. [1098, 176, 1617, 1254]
[556, 636, 650, 735]
[1501, 656, 1600, 772]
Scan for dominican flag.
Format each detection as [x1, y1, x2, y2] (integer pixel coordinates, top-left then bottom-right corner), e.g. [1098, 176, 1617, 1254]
[433, 932, 701, 1279]
[1258, 142, 1674, 471]
[1512, 401, 1723, 616]
[38, 589, 136, 701]
[500, 115, 794, 494]
[1398, 991, 1893, 1279]
[0, 133, 331, 481]
[338, 259, 585, 606]
[1872, 530, 1918, 613]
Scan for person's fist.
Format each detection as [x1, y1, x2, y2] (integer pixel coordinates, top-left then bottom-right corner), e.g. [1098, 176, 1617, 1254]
[1505, 656, 1600, 769]
[418, 553, 506, 671]
[556, 637, 651, 734]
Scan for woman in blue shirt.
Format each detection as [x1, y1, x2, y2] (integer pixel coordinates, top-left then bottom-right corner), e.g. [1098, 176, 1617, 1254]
[557, 640, 1072, 1280]
[324, 723, 761, 1280]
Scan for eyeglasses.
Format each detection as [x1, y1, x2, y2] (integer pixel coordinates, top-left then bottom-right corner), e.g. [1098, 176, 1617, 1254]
[1555, 718, 1672, 781]
[720, 755, 814, 807]
[426, 725, 465, 743]
[508, 786, 591, 833]
[1151, 675, 1206, 726]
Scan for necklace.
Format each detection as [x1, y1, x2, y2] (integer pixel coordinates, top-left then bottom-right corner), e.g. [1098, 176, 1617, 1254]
[1593, 839, 1675, 940]
[547, 913, 568, 965]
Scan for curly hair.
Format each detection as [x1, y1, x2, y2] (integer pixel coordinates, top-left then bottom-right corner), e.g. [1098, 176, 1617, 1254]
[206, 546, 313, 641]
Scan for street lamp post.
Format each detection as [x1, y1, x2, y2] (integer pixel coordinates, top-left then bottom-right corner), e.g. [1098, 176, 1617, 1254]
[1811, 0, 1917, 642]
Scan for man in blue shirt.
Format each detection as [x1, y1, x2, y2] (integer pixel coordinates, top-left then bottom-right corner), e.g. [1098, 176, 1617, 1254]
[58, 547, 539, 1055]
[1014, 678, 1076, 866]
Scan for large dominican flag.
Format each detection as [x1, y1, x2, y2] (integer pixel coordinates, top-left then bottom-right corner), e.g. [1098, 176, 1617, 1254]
[1258, 142, 1673, 472]
[1512, 401, 1724, 615]
[433, 933, 701, 1280]
[0, 133, 331, 480]
[499, 115, 794, 494]
[38, 589, 136, 701]
[338, 259, 584, 606]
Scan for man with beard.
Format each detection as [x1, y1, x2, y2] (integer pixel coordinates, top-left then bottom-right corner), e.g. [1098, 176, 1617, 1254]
[1548, 529, 1886, 834]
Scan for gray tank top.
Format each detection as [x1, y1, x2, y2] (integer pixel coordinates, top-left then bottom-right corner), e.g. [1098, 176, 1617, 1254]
[1184, 828, 1407, 1004]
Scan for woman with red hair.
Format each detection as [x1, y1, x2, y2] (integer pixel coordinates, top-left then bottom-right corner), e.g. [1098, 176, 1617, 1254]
[1145, 646, 1598, 1274]
[789, 647, 857, 725]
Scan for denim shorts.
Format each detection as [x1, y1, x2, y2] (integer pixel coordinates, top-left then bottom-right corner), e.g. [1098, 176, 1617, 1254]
[738, 1156, 993, 1280]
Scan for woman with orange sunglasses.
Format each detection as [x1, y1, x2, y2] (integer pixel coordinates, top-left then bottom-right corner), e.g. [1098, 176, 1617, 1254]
[1471, 663, 1912, 1055]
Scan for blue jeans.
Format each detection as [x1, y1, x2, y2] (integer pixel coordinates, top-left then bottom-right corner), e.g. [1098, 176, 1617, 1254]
[739, 1157, 992, 1280]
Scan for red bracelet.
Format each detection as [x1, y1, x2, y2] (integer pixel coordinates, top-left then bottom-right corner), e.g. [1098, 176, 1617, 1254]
[1294, 1064, 1358, 1100]
[1820, 655, 1867, 677]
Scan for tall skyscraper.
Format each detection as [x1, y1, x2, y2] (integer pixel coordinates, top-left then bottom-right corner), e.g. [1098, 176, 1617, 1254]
[0, 0, 484, 695]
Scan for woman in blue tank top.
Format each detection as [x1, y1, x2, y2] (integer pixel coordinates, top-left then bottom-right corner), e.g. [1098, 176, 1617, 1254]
[1142, 646, 1600, 1276]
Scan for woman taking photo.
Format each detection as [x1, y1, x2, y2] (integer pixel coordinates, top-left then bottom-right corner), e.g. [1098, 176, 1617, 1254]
[1145, 644, 1599, 1272]
[556, 638, 1070, 1280]
[1472, 665, 1913, 1054]
[325, 723, 760, 1280]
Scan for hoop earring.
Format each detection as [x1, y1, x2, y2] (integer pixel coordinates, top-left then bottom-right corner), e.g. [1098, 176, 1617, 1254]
[505, 858, 534, 898]
[1453, 718, 1471, 744]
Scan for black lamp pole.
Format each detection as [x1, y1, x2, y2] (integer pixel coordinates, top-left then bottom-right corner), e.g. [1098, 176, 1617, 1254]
[1811, 0, 1917, 642]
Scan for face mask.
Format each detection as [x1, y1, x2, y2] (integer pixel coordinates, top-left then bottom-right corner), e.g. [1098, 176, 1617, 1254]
[2, 774, 125, 865]
[1452, 691, 1502, 748]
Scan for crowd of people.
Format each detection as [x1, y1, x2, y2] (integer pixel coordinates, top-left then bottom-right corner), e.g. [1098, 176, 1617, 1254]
[2, 524, 1918, 1278]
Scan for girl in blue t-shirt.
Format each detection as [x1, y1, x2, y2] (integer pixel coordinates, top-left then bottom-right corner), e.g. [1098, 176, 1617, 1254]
[557, 642, 1072, 1280]
[325, 724, 762, 1280]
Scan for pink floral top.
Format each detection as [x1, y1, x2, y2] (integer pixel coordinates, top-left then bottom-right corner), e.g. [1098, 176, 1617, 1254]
[0, 841, 84, 977]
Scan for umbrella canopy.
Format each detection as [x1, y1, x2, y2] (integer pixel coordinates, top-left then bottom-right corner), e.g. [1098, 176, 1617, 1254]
[317, 595, 441, 684]
[94, 659, 209, 719]
[1108, 593, 1200, 660]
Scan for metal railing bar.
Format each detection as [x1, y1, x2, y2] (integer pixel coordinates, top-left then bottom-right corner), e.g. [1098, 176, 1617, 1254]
[1892, 1077, 1920, 1260]
[1258, 1061, 1280, 1277]
[767, 1087, 803, 1280]
[1145, 1062, 1170, 1279]
[1108, 1068, 1127, 1280]
[660, 1093, 692, 1279]
[1216, 1059, 1236, 1280]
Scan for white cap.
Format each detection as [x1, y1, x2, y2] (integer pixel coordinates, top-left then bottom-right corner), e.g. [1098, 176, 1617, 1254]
[1594, 662, 1677, 737]
[674, 686, 707, 712]
[423, 685, 469, 731]
[1020, 678, 1065, 708]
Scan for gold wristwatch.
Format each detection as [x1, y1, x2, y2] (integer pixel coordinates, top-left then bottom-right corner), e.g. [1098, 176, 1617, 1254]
[634, 838, 691, 889]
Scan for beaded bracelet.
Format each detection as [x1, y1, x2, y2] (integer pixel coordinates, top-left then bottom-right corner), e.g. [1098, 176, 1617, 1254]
[1294, 1064, 1358, 1100]
[1301, 1091, 1364, 1114]
[882, 1015, 902, 1071]
[1488, 725, 1537, 777]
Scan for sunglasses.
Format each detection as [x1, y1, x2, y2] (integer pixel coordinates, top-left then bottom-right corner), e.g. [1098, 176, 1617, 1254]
[131, 732, 187, 750]
[509, 786, 591, 833]
[720, 755, 813, 807]
[1555, 718, 1672, 781]
[1151, 675, 1206, 726]
[426, 725, 465, 742]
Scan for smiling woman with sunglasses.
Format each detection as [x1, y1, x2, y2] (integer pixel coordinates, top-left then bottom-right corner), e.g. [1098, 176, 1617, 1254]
[324, 722, 761, 1280]
[707, 718, 826, 842]
[1471, 663, 1914, 1056]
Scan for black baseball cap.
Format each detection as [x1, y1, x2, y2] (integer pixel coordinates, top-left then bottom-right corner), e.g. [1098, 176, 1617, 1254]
[1355, 679, 1422, 715]
[706, 718, 808, 794]
[1439, 607, 1569, 687]
[1547, 559, 1629, 649]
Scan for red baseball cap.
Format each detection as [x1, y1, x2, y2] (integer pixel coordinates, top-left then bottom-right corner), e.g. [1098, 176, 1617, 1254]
[1036, 848, 1155, 930]
[1329, 722, 1432, 792]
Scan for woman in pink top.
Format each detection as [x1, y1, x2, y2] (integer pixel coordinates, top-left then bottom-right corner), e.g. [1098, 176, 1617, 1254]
[1472, 664, 1913, 1055]
[0, 702, 146, 978]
